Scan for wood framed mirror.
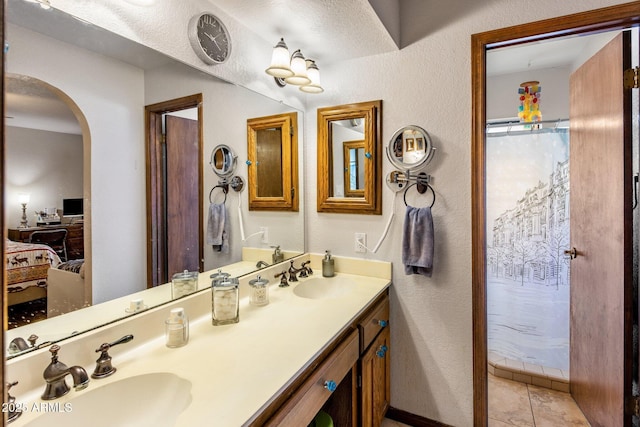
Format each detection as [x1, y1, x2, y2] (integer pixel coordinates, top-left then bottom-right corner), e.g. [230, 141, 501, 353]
[247, 112, 299, 211]
[317, 100, 382, 214]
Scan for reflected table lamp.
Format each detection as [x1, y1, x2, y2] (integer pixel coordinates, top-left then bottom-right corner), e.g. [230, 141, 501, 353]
[18, 193, 30, 228]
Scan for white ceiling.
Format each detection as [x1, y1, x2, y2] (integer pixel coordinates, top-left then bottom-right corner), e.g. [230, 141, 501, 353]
[5, 0, 623, 134]
[487, 31, 619, 76]
[211, 0, 399, 65]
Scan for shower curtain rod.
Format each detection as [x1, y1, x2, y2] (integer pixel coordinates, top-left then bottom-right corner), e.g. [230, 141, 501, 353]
[486, 118, 569, 136]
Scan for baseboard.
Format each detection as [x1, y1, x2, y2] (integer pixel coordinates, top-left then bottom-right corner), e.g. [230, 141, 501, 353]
[386, 407, 454, 427]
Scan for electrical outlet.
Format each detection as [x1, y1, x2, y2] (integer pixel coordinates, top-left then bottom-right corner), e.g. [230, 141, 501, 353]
[260, 227, 269, 244]
[355, 233, 366, 253]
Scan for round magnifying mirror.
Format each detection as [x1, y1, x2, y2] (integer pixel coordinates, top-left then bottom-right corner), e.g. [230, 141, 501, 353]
[210, 144, 237, 178]
[386, 125, 435, 171]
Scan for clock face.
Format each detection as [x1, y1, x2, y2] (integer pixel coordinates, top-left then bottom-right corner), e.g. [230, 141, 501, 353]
[189, 13, 231, 65]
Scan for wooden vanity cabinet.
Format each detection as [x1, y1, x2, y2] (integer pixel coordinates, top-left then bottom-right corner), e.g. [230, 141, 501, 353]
[265, 330, 359, 426]
[360, 326, 391, 426]
[255, 290, 390, 427]
[357, 293, 391, 427]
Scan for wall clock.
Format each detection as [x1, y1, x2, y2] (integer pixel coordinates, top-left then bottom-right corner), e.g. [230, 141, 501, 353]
[188, 13, 231, 65]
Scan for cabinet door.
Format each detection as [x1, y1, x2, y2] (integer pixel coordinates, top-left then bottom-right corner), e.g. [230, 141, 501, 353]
[360, 327, 390, 427]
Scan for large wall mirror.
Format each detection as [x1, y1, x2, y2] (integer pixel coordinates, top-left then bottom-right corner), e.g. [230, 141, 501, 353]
[317, 100, 382, 214]
[3, 1, 305, 359]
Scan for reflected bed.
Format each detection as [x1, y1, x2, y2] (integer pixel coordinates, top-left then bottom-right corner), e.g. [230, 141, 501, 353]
[5, 239, 61, 306]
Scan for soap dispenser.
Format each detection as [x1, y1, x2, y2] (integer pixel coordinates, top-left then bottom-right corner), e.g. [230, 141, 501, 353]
[272, 245, 284, 264]
[322, 250, 335, 277]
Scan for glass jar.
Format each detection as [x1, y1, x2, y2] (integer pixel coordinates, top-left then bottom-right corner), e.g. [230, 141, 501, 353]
[212, 277, 239, 326]
[171, 270, 198, 299]
[249, 275, 269, 307]
[209, 269, 230, 286]
[165, 307, 189, 348]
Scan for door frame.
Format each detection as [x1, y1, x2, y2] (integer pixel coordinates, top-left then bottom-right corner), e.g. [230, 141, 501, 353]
[471, 3, 640, 425]
[145, 94, 204, 288]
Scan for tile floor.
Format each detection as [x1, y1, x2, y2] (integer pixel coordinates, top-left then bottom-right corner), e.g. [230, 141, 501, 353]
[489, 373, 590, 426]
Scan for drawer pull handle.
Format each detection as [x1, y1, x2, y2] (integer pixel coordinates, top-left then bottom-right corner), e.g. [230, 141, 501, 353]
[376, 345, 388, 358]
[324, 380, 337, 392]
[377, 319, 388, 327]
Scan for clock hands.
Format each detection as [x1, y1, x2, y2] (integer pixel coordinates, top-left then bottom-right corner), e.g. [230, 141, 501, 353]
[203, 31, 224, 51]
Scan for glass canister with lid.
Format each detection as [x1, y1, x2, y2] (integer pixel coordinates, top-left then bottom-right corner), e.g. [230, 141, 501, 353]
[211, 275, 239, 326]
[171, 270, 198, 299]
[249, 275, 270, 307]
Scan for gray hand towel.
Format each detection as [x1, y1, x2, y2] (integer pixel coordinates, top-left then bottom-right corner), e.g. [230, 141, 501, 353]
[402, 205, 434, 277]
[207, 203, 229, 253]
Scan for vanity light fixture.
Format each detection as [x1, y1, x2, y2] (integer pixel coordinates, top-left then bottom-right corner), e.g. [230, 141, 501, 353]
[265, 38, 324, 93]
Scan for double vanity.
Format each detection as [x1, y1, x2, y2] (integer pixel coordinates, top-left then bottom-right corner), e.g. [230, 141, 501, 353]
[6, 254, 391, 426]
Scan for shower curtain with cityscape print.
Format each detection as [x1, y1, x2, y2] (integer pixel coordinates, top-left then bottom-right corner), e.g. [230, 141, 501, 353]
[486, 129, 570, 371]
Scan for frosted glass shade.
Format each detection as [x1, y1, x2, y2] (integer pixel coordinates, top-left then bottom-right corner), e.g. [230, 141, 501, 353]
[265, 38, 294, 78]
[300, 60, 324, 93]
[18, 193, 30, 204]
[284, 50, 311, 86]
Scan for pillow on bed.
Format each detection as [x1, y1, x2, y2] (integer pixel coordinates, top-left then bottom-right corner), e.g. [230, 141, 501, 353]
[57, 259, 85, 277]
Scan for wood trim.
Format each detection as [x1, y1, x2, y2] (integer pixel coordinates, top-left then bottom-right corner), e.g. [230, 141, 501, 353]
[471, 2, 640, 426]
[386, 407, 454, 427]
[145, 94, 204, 288]
[317, 100, 382, 214]
[342, 140, 366, 197]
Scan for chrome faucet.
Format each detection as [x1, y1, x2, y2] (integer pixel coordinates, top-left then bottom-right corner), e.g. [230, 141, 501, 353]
[92, 334, 134, 379]
[256, 260, 270, 269]
[42, 345, 89, 400]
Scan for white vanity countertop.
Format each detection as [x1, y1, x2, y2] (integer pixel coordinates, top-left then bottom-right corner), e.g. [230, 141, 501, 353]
[9, 255, 391, 427]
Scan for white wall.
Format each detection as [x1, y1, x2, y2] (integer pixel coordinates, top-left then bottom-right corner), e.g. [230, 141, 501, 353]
[7, 24, 147, 304]
[144, 62, 305, 269]
[5, 127, 83, 228]
[38, 0, 631, 425]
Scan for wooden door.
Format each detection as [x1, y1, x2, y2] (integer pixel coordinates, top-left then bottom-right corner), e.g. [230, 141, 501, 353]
[569, 32, 632, 426]
[165, 115, 201, 279]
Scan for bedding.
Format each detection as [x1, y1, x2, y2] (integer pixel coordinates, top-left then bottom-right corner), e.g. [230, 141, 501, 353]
[6, 239, 61, 298]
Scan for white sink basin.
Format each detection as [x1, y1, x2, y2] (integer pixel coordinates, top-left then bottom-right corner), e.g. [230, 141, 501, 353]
[293, 276, 352, 299]
[25, 372, 192, 427]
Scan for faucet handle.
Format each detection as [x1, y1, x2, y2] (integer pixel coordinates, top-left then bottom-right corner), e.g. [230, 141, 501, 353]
[274, 270, 289, 287]
[6, 381, 22, 422]
[49, 344, 61, 360]
[28, 334, 38, 346]
[91, 334, 134, 379]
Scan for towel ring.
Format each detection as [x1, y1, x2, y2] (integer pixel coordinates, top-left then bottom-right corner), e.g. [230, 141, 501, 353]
[209, 184, 228, 204]
[403, 182, 435, 208]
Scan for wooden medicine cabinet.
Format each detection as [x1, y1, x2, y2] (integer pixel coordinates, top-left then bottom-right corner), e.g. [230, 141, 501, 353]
[247, 112, 299, 211]
[317, 100, 382, 214]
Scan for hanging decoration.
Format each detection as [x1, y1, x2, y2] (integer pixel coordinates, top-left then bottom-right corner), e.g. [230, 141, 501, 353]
[518, 81, 542, 123]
